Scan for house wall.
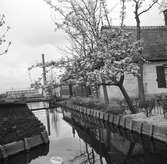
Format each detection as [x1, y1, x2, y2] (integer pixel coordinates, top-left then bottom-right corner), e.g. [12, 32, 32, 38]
[99, 62, 167, 101]
[143, 62, 167, 97]
[99, 74, 138, 101]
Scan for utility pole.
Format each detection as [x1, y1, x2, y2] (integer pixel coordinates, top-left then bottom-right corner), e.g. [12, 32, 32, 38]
[42, 54, 47, 96]
[42, 54, 51, 135]
[42, 54, 47, 86]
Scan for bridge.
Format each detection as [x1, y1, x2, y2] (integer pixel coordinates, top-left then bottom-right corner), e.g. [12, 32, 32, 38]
[0, 88, 52, 103]
[0, 88, 63, 111]
[1, 96, 50, 103]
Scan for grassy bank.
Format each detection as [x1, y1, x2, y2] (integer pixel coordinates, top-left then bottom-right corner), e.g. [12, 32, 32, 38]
[62, 97, 126, 114]
[0, 103, 45, 145]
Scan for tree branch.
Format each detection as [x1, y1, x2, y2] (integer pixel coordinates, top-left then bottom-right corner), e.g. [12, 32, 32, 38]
[138, 0, 158, 16]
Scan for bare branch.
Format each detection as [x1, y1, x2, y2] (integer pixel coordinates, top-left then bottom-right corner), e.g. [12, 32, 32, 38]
[138, 0, 158, 16]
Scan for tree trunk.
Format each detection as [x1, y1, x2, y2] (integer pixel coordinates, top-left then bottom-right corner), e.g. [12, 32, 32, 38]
[95, 85, 99, 98]
[118, 84, 136, 114]
[69, 83, 73, 97]
[135, 4, 145, 104]
[124, 143, 136, 163]
[137, 24, 145, 103]
[83, 84, 91, 97]
[102, 79, 109, 104]
[87, 85, 92, 96]
[60, 85, 62, 98]
[137, 62, 145, 103]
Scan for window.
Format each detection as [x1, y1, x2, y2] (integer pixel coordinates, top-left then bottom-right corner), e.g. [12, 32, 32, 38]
[156, 66, 167, 88]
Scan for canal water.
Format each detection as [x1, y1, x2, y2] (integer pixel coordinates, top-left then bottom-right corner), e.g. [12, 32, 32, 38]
[2, 102, 167, 164]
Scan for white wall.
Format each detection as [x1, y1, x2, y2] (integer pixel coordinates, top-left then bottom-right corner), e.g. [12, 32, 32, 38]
[99, 62, 167, 101]
[99, 74, 138, 101]
[143, 62, 167, 96]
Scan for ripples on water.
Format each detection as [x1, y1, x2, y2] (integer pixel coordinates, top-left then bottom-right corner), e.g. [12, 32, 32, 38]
[2, 102, 167, 164]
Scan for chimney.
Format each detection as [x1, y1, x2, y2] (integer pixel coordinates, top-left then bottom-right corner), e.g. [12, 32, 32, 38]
[163, 9, 167, 26]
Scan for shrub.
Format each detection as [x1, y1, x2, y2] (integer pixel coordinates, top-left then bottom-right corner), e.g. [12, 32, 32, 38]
[68, 97, 124, 114]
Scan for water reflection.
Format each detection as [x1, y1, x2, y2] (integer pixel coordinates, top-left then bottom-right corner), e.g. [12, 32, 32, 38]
[46, 109, 51, 136]
[50, 108, 59, 137]
[4, 102, 167, 164]
[63, 108, 167, 164]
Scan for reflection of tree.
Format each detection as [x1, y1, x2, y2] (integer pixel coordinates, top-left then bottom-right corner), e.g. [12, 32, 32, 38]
[72, 127, 76, 138]
[66, 119, 123, 164]
[65, 114, 143, 164]
[63, 117, 110, 163]
[51, 108, 59, 136]
[66, 151, 87, 163]
[99, 156, 104, 164]
[85, 143, 91, 163]
[85, 143, 97, 164]
[68, 143, 97, 164]
[65, 149, 96, 164]
[64, 125, 101, 164]
[123, 142, 136, 164]
[98, 128, 111, 164]
[98, 129, 104, 164]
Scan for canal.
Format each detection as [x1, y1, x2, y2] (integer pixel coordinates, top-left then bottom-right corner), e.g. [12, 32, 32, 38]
[2, 102, 167, 164]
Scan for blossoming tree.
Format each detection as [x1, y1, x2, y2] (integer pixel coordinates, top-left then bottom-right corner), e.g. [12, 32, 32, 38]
[36, 0, 146, 113]
[0, 14, 11, 56]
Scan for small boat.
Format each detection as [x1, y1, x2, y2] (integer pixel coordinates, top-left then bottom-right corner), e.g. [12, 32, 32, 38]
[50, 156, 63, 164]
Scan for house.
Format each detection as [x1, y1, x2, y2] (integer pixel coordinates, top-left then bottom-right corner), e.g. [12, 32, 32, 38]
[60, 84, 91, 98]
[99, 10, 167, 101]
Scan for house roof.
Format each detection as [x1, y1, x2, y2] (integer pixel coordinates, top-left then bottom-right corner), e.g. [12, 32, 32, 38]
[102, 26, 167, 61]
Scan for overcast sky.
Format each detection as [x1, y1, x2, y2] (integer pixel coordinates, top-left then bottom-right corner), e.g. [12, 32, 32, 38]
[0, 0, 164, 93]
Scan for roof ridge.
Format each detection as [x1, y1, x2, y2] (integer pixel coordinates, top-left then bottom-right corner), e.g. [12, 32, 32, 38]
[103, 25, 167, 30]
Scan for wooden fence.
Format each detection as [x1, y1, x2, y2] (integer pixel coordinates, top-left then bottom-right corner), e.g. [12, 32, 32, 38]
[120, 98, 167, 117]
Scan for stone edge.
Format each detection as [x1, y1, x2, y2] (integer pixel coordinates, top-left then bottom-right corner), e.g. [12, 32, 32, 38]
[0, 130, 49, 159]
[62, 104, 167, 144]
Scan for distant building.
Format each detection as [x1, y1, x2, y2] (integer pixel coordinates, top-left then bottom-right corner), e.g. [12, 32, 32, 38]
[60, 85, 70, 98]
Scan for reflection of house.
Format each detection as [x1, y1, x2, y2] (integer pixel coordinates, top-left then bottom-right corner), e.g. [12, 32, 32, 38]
[6, 89, 41, 98]
[100, 10, 167, 100]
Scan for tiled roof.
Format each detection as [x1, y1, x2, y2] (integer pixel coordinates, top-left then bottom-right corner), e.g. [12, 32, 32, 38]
[102, 25, 167, 30]
[102, 26, 167, 61]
